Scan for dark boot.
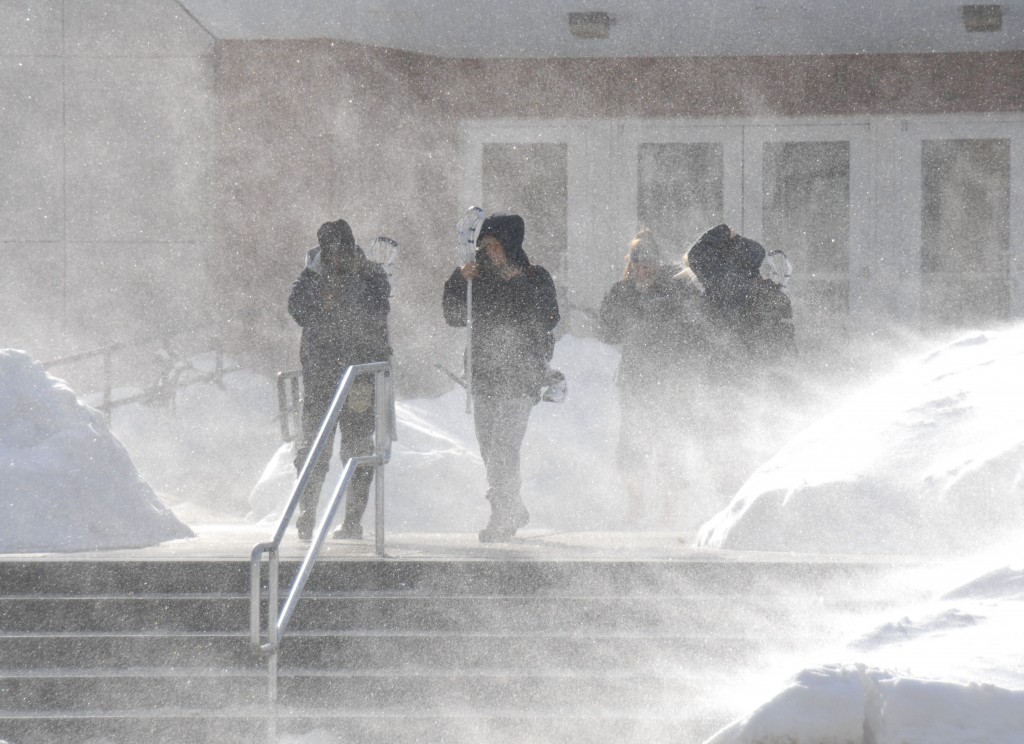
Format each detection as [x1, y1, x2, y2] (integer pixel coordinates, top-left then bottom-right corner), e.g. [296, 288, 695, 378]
[478, 491, 523, 543]
[478, 515, 515, 543]
[296, 465, 328, 541]
[296, 512, 315, 541]
[335, 468, 371, 540]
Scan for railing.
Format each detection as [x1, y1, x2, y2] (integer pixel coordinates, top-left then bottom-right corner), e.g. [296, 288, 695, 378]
[42, 343, 123, 421]
[275, 370, 303, 442]
[43, 337, 236, 422]
[249, 361, 394, 713]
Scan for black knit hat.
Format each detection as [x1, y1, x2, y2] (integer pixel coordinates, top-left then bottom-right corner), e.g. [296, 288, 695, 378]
[317, 219, 355, 255]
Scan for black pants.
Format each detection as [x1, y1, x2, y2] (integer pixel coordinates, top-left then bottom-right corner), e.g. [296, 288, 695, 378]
[294, 375, 376, 534]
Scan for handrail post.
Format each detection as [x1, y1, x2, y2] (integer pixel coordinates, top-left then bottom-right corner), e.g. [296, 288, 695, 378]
[374, 368, 387, 557]
[251, 361, 394, 657]
[290, 375, 301, 439]
[102, 345, 114, 424]
[276, 373, 291, 442]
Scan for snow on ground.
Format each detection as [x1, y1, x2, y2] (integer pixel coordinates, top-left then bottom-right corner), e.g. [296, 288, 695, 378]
[0, 349, 193, 552]
[698, 327, 1024, 744]
[4, 328, 1024, 743]
[698, 328, 1024, 555]
[707, 554, 1024, 744]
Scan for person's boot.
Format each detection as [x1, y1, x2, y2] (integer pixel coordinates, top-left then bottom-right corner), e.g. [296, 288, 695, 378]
[510, 499, 530, 530]
[478, 513, 515, 543]
[297, 464, 327, 541]
[296, 511, 314, 541]
[335, 472, 370, 540]
[478, 492, 522, 543]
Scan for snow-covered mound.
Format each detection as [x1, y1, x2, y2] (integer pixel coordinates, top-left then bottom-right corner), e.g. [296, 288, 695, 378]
[0, 349, 194, 552]
[706, 563, 1024, 744]
[698, 329, 1024, 554]
[106, 356, 282, 522]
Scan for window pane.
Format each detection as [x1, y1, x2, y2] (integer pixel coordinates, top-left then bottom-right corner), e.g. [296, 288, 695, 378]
[637, 142, 724, 260]
[921, 139, 1010, 328]
[762, 141, 851, 336]
[482, 143, 568, 279]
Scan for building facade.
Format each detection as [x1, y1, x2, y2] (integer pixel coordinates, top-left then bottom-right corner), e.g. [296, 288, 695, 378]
[3, 2, 1023, 392]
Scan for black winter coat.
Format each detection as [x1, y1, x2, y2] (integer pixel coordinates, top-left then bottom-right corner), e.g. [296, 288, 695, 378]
[599, 267, 708, 389]
[739, 278, 798, 363]
[288, 248, 391, 396]
[442, 265, 559, 400]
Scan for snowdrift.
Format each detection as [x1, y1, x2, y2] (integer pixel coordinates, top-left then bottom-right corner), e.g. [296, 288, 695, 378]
[706, 564, 1024, 744]
[698, 329, 1024, 554]
[0, 349, 193, 552]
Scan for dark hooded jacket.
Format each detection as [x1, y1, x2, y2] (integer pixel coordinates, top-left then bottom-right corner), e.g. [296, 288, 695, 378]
[288, 242, 391, 395]
[442, 213, 560, 399]
[599, 265, 708, 389]
[687, 224, 795, 375]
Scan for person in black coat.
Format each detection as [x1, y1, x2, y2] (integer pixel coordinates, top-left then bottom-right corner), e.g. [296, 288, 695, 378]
[687, 224, 798, 370]
[288, 218, 391, 541]
[599, 229, 709, 525]
[442, 213, 560, 542]
[684, 224, 797, 500]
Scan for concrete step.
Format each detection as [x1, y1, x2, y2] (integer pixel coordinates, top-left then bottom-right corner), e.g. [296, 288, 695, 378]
[0, 668, 705, 712]
[0, 558, 901, 596]
[0, 630, 792, 670]
[0, 710, 729, 744]
[0, 556, 907, 744]
[0, 592, 884, 634]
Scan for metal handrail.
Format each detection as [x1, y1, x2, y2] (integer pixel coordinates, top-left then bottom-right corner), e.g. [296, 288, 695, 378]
[249, 361, 394, 658]
[275, 370, 302, 442]
[43, 343, 123, 422]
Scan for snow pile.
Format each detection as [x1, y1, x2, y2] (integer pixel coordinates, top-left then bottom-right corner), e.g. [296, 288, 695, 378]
[105, 355, 282, 522]
[698, 329, 1024, 554]
[0, 349, 193, 552]
[707, 562, 1024, 744]
[248, 334, 624, 531]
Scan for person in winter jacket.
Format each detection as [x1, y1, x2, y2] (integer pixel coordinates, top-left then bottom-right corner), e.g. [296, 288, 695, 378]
[599, 228, 709, 525]
[442, 213, 560, 543]
[288, 218, 392, 541]
[686, 225, 799, 369]
[683, 224, 798, 501]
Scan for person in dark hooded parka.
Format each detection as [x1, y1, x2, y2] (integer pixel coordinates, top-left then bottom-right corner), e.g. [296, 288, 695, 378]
[288, 218, 392, 541]
[684, 223, 797, 499]
[686, 223, 796, 373]
[442, 212, 560, 542]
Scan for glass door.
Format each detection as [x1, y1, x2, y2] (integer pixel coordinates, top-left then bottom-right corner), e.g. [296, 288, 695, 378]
[743, 123, 872, 347]
[900, 119, 1024, 329]
[613, 122, 743, 265]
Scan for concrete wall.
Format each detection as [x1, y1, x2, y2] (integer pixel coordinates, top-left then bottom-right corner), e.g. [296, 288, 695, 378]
[0, 0, 215, 366]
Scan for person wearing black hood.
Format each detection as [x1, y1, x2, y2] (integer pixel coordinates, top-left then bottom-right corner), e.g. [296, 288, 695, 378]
[685, 223, 796, 375]
[442, 212, 560, 542]
[683, 223, 797, 499]
[288, 218, 392, 541]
